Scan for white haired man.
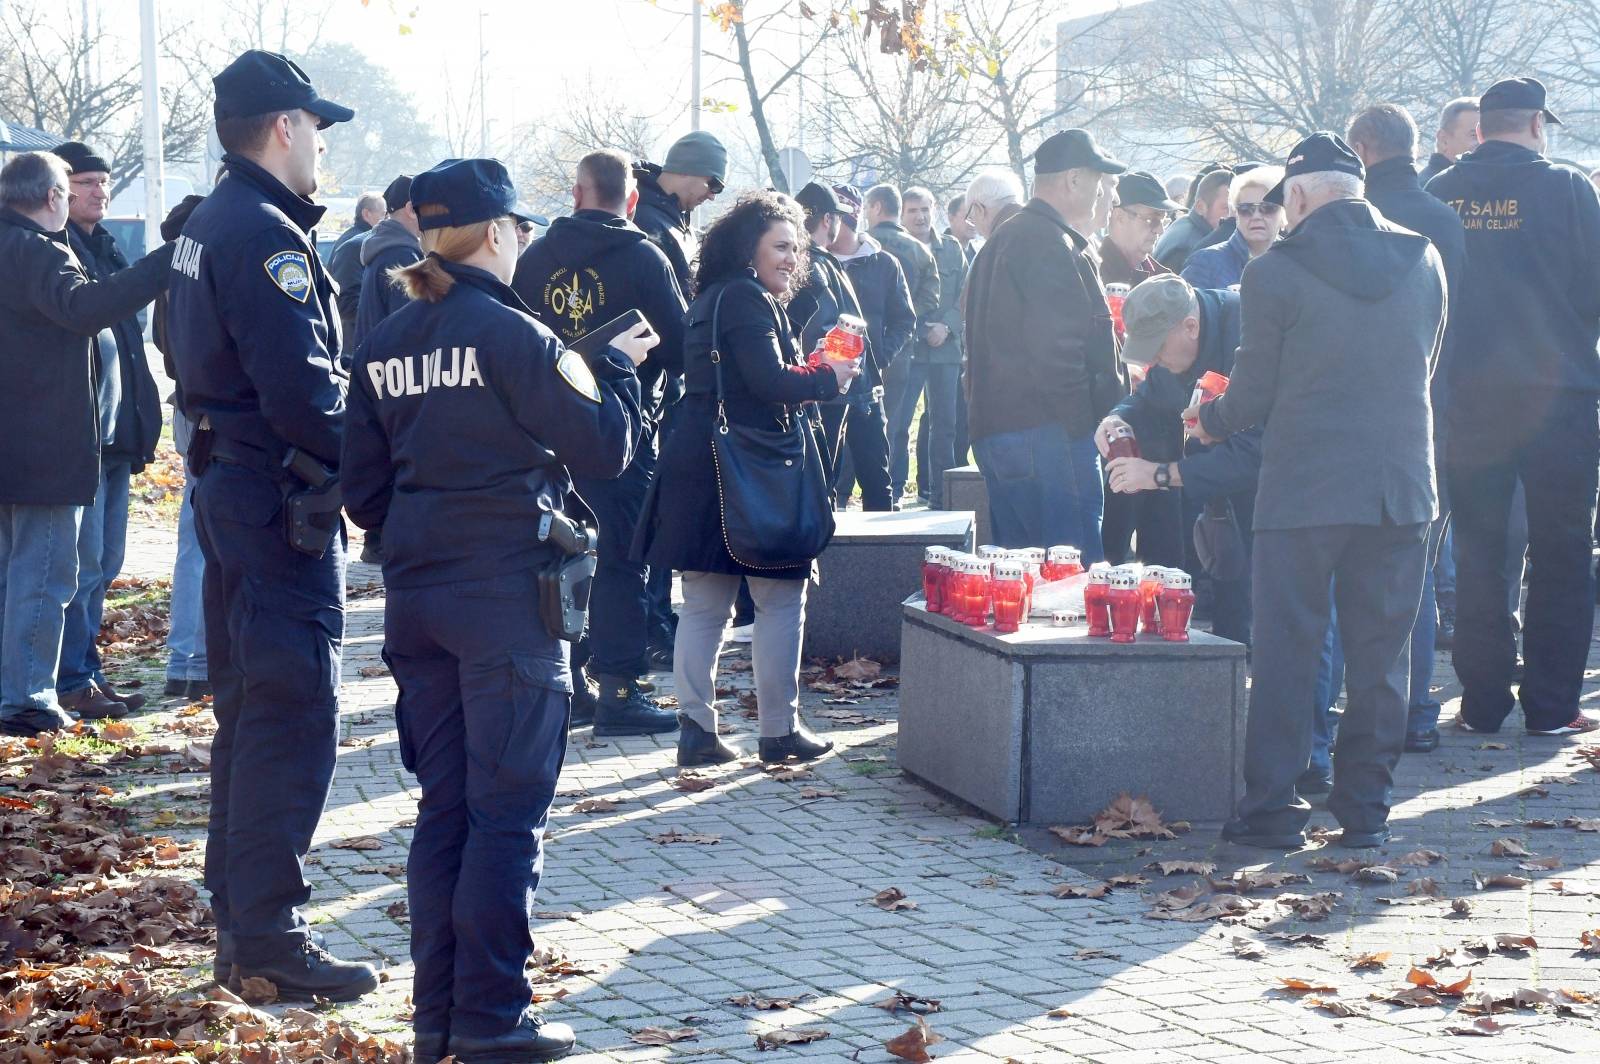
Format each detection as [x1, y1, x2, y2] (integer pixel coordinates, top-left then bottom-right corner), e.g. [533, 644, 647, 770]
[1186, 133, 1446, 851]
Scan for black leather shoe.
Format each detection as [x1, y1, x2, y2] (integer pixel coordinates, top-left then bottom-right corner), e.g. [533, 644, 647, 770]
[677, 714, 741, 767]
[97, 681, 147, 712]
[1295, 769, 1332, 795]
[758, 725, 833, 763]
[414, 1031, 450, 1064]
[570, 670, 598, 728]
[1405, 729, 1440, 753]
[1337, 827, 1390, 849]
[359, 528, 384, 565]
[0, 707, 80, 736]
[592, 677, 678, 737]
[1220, 819, 1305, 850]
[185, 679, 213, 699]
[163, 679, 189, 698]
[448, 1016, 575, 1063]
[1435, 608, 1455, 651]
[234, 939, 379, 1002]
[647, 643, 674, 671]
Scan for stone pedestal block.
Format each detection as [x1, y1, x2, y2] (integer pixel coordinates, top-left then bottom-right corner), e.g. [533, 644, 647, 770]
[897, 603, 1246, 825]
[803, 511, 973, 663]
[942, 465, 991, 547]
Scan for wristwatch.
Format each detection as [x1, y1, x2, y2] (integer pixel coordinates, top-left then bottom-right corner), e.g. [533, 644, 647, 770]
[1154, 463, 1172, 490]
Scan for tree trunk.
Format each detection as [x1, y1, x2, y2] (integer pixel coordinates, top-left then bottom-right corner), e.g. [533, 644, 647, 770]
[732, 15, 789, 193]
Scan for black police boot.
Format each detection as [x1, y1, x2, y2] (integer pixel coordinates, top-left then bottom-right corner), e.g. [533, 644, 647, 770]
[758, 724, 833, 763]
[213, 931, 234, 988]
[233, 939, 379, 1002]
[677, 714, 741, 767]
[592, 676, 678, 737]
[163, 678, 189, 698]
[570, 668, 599, 728]
[647, 642, 674, 671]
[448, 1016, 575, 1063]
[359, 527, 384, 566]
[414, 1031, 450, 1064]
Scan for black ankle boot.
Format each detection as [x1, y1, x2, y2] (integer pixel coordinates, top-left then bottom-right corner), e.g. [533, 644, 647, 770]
[233, 939, 379, 1002]
[758, 724, 833, 763]
[213, 930, 234, 988]
[677, 714, 741, 766]
[593, 676, 679, 737]
[414, 1031, 450, 1064]
[570, 668, 599, 727]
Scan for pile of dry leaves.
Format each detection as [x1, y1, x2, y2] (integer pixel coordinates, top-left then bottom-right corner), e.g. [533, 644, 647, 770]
[0, 732, 406, 1062]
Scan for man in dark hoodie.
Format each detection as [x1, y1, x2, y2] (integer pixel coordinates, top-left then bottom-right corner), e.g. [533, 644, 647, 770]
[51, 142, 163, 720]
[632, 131, 726, 295]
[1191, 133, 1445, 851]
[829, 183, 913, 511]
[327, 191, 384, 342]
[513, 148, 684, 737]
[353, 175, 421, 348]
[1347, 102, 1468, 755]
[1427, 78, 1600, 738]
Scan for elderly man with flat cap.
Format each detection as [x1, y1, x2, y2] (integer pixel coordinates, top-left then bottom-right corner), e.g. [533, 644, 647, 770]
[1427, 78, 1600, 740]
[963, 128, 1126, 553]
[1189, 133, 1446, 851]
[164, 49, 379, 1001]
[1098, 170, 1180, 288]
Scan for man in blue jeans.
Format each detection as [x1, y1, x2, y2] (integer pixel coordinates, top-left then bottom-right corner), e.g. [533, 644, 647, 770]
[164, 409, 210, 698]
[962, 130, 1126, 553]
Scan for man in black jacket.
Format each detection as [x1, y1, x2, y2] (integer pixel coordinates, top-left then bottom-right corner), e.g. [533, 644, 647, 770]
[353, 175, 421, 348]
[1101, 277, 1258, 645]
[51, 142, 164, 720]
[327, 191, 384, 341]
[1427, 78, 1600, 738]
[632, 131, 726, 296]
[513, 149, 683, 737]
[0, 151, 176, 737]
[830, 183, 912, 510]
[1192, 134, 1445, 850]
[1348, 103, 1468, 754]
[1419, 97, 1479, 186]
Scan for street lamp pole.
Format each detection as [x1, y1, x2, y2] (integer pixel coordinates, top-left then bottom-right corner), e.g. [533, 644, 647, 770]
[139, 0, 164, 254]
[691, 0, 702, 132]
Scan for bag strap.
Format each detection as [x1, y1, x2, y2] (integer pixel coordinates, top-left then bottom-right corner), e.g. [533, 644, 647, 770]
[709, 276, 797, 434]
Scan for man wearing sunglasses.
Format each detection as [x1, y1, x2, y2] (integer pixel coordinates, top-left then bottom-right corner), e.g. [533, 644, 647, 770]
[1098, 170, 1180, 289]
[1182, 167, 1286, 289]
[632, 131, 726, 297]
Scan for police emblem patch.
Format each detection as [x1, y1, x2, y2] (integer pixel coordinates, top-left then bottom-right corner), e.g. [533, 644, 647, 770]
[556, 349, 602, 403]
[264, 250, 313, 303]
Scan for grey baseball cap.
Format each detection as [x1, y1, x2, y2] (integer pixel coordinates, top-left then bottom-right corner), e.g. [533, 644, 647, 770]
[663, 130, 728, 184]
[1118, 275, 1198, 367]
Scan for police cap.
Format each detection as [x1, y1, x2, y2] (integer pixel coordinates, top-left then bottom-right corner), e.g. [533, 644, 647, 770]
[213, 49, 354, 130]
[1033, 129, 1126, 176]
[1262, 132, 1364, 206]
[1480, 77, 1562, 125]
[410, 158, 538, 231]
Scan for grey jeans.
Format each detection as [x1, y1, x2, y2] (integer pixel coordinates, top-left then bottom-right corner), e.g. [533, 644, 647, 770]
[674, 571, 806, 738]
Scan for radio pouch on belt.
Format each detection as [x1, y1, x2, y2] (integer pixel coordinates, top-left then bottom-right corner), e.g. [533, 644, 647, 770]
[282, 447, 343, 558]
[537, 511, 597, 642]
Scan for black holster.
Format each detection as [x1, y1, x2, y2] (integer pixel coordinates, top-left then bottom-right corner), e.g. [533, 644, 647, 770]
[536, 510, 597, 642]
[282, 448, 343, 558]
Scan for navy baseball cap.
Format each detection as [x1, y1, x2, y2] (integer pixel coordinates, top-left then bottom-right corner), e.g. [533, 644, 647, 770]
[213, 49, 354, 129]
[410, 158, 538, 231]
[1116, 170, 1181, 212]
[795, 181, 842, 219]
[1033, 129, 1126, 176]
[1262, 132, 1365, 206]
[1480, 77, 1562, 125]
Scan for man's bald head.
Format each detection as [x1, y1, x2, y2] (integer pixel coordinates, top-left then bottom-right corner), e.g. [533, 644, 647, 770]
[574, 149, 635, 215]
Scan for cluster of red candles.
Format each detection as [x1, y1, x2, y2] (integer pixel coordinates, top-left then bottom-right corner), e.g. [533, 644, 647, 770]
[1081, 563, 1196, 643]
[921, 544, 1091, 635]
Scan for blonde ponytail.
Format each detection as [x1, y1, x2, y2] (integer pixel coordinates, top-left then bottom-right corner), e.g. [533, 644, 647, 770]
[392, 205, 510, 303]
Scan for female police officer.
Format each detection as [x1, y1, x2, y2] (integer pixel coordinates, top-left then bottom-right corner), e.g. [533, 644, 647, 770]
[342, 158, 655, 1064]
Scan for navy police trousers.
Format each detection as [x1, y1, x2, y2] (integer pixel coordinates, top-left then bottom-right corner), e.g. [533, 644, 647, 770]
[385, 571, 571, 1040]
[193, 460, 344, 964]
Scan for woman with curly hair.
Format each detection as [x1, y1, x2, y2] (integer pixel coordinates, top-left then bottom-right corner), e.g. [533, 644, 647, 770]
[634, 191, 859, 768]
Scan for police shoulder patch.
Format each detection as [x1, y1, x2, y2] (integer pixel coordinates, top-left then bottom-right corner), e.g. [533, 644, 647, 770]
[263, 250, 313, 303]
[556, 349, 602, 403]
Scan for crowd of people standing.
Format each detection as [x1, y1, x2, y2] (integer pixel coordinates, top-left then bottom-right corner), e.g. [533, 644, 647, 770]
[1, 38, 1598, 1063]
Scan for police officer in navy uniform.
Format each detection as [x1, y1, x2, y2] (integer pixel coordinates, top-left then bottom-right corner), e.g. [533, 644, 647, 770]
[343, 158, 653, 1064]
[165, 50, 377, 1000]
[513, 148, 683, 736]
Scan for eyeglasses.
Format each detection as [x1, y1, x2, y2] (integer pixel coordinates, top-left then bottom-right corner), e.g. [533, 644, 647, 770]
[707, 176, 725, 195]
[1235, 201, 1282, 218]
[1117, 206, 1173, 230]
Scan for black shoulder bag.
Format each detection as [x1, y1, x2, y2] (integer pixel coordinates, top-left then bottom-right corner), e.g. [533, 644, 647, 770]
[708, 280, 836, 571]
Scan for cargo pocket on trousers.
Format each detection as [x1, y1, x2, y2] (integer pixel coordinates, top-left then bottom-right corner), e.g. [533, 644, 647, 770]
[384, 649, 418, 773]
[467, 653, 570, 799]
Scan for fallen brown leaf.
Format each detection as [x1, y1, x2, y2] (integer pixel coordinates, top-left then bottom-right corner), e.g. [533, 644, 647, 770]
[672, 772, 716, 793]
[832, 657, 883, 682]
[1349, 950, 1390, 970]
[1230, 936, 1266, 959]
[1473, 871, 1531, 890]
[1354, 865, 1402, 884]
[1407, 967, 1473, 996]
[1394, 849, 1444, 867]
[1050, 881, 1111, 900]
[1489, 838, 1530, 857]
[797, 787, 842, 800]
[1048, 825, 1105, 847]
[329, 836, 384, 851]
[872, 887, 918, 912]
[631, 1026, 698, 1045]
[1579, 929, 1600, 955]
[883, 1017, 943, 1063]
[755, 1027, 829, 1049]
[1306, 996, 1367, 1018]
[874, 991, 942, 1014]
[1278, 976, 1338, 994]
[1446, 1017, 1504, 1037]
[650, 829, 720, 845]
[1407, 877, 1443, 897]
[1146, 860, 1216, 876]
[237, 977, 278, 1005]
[728, 993, 802, 1010]
[1518, 855, 1561, 871]
[572, 798, 620, 814]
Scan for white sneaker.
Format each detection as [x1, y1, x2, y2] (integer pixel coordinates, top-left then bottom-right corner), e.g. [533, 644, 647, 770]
[1526, 713, 1600, 737]
[726, 623, 755, 644]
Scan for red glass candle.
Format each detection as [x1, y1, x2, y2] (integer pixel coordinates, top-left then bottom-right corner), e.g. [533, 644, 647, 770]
[1084, 565, 1113, 638]
[962, 559, 990, 628]
[823, 314, 867, 362]
[1185, 370, 1230, 429]
[1106, 421, 1141, 460]
[1138, 566, 1165, 634]
[1107, 569, 1141, 644]
[1105, 282, 1130, 342]
[991, 562, 1027, 634]
[1047, 546, 1083, 580]
[922, 547, 948, 613]
[1159, 570, 1196, 642]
